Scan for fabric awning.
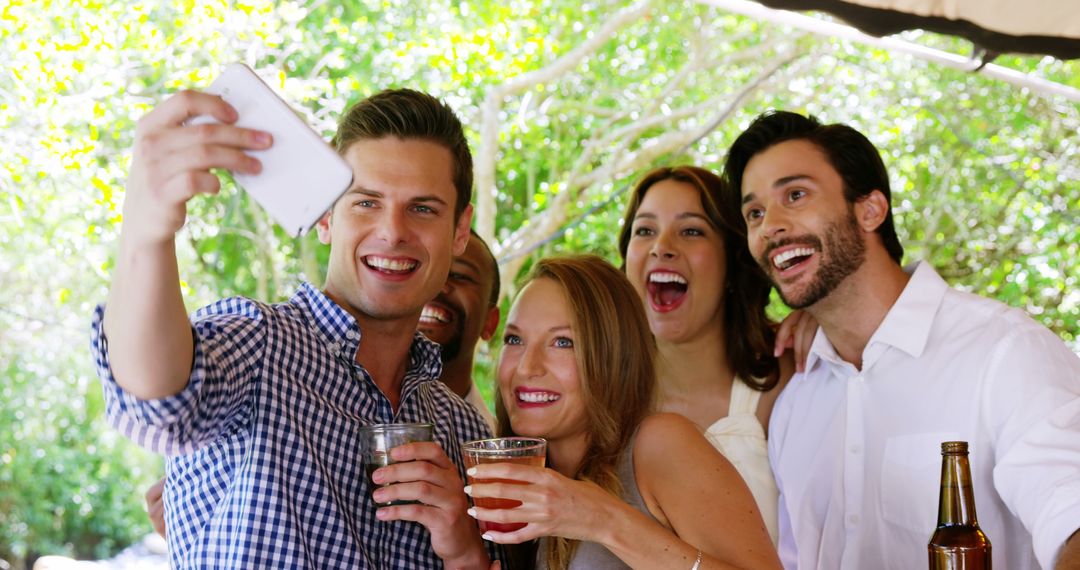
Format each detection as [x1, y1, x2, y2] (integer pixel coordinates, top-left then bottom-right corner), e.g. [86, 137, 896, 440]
[753, 0, 1080, 59]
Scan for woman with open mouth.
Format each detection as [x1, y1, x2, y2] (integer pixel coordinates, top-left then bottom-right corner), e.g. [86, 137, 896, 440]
[619, 165, 809, 545]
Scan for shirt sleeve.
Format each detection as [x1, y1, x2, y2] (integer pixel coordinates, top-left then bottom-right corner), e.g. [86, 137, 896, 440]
[90, 297, 267, 456]
[768, 385, 799, 569]
[985, 320, 1080, 569]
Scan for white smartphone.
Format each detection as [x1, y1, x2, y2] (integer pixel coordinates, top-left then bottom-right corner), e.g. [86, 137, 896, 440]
[189, 63, 353, 237]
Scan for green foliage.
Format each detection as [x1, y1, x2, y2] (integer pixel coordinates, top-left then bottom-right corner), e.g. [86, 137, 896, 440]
[1, 0, 1077, 564]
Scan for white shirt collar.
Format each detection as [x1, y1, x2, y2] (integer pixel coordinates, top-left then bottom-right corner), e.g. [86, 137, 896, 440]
[805, 261, 947, 372]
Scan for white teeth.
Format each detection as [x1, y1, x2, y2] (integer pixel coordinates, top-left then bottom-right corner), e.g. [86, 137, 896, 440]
[772, 248, 815, 268]
[366, 256, 418, 271]
[420, 305, 451, 323]
[648, 271, 687, 284]
[517, 391, 560, 403]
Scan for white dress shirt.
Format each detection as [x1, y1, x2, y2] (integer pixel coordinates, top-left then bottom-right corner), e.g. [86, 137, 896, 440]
[769, 262, 1080, 570]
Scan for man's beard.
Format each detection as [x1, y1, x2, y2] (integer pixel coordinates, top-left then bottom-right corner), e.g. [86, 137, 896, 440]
[438, 321, 465, 363]
[759, 209, 866, 309]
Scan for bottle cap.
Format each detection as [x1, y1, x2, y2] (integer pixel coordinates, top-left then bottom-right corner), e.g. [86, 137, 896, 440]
[941, 441, 969, 454]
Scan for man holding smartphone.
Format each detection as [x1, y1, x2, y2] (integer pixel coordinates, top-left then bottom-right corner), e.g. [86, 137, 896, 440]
[92, 87, 495, 568]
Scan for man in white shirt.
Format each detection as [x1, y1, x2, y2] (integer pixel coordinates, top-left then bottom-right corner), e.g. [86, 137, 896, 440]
[721, 110, 1080, 569]
[416, 229, 501, 432]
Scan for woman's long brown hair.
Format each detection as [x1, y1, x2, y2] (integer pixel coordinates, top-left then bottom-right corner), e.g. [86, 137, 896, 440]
[496, 255, 657, 569]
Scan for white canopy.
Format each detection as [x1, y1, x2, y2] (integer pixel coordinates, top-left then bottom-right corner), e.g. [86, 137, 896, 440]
[753, 0, 1080, 58]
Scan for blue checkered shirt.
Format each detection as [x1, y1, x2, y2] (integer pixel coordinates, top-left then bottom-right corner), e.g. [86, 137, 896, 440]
[91, 283, 494, 568]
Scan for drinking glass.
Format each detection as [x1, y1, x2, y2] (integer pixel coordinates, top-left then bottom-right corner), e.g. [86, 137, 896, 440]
[462, 437, 547, 532]
[359, 423, 434, 507]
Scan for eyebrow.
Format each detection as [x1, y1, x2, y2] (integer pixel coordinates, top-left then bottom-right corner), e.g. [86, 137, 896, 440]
[452, 257, 481, 274]
[633, 212, 711, 223]
[504, 323, 572, 334]
[345, 187, 450, 206]
[741, 174, 814, 205]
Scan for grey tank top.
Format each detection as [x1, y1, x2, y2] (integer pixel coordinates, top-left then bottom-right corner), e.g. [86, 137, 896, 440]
[534, 436, 659, 570]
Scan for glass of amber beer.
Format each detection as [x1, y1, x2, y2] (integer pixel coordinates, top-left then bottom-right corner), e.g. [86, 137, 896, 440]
[462, 437, 547, 532]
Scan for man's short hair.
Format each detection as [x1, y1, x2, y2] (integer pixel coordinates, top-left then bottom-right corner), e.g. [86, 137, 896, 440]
[332, 88, 473, 218]
[721, 110, 904, 264]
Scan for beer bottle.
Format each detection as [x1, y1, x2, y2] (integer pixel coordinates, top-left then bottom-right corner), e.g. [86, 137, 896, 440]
[928, 441, 991, 569]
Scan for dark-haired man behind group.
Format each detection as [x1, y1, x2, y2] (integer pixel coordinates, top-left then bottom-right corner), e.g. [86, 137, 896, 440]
[93, 86, 497, 568]
[417, 229, 501, 431]
[721, 110, 1080, 569]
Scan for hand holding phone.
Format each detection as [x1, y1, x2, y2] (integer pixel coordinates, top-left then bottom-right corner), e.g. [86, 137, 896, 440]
[189, 63, 353, 237]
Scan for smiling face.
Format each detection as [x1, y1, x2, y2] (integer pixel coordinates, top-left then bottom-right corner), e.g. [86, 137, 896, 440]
[416, 235, 498, 362]
[739, 139, 866, 309]
[497, 278, 588, 447]
[317, 137, 471, 325]
[624, 179, 727, 343]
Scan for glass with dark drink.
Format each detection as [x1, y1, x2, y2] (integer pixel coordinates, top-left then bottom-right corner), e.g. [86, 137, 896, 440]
[462, 437, 547, 533]
[359, 423, 434, 507]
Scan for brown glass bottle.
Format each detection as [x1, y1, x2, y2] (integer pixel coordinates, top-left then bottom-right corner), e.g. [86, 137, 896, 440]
[928, 441, 991, 569]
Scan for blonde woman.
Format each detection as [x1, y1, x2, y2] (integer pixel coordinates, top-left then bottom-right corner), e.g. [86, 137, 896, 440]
[466, 255, 779, 570]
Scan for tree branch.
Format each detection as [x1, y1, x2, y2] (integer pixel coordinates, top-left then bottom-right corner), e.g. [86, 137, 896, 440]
[474, 0, 655, 244]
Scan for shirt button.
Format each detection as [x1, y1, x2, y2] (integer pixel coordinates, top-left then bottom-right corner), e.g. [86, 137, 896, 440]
[346, 330, 359, 340]
[853, 375, 863, 383]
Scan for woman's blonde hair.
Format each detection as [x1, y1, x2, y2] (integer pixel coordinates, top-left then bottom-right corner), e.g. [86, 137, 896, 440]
[496, 255, 657, 569]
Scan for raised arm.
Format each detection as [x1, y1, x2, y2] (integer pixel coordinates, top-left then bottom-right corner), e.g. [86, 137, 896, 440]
[103, 91, 270, 399]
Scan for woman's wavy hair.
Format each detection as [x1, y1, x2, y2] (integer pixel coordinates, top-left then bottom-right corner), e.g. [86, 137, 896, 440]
[617, 166, 780, 389]
[496, 255, 656, 570]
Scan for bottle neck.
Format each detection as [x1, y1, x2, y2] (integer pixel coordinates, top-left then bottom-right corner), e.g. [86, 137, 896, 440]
[937, 453, 980, 527]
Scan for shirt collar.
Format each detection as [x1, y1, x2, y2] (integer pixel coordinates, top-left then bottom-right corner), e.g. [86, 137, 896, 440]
[868, 261, 947, 359]
[291, 282, 443, 380]
[803, 261, 947, 372]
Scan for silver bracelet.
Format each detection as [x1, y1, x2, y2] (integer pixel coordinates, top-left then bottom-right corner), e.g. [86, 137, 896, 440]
[690, 549, 702, 570]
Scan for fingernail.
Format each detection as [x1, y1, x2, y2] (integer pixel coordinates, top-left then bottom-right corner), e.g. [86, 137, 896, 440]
[467, 507, 477, 518]
[482, 533, 493, 541]
[249, 158, 262, 174]
[371, 470, 383, 484]
[372, 490, 385, 502]
[376, 508, 389, 520]
[254, 132, 272, 146]
[463, 485, 473, 496]
[466, 467, 477, 476]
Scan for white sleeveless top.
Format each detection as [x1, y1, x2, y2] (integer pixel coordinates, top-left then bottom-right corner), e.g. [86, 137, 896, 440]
[703, 377, 779, 545]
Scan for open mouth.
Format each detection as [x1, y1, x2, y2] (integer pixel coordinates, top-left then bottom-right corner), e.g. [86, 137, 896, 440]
[771, 247, 815, 272]
[419, 304, 453, 325]
[363, 255, 419, 276]
[646, 271, 688, 311]
[515, 387, 561, 406]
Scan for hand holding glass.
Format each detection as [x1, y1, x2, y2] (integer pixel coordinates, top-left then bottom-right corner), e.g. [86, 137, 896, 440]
[462, 437, 547, 532]
[359, 423, 434, 507]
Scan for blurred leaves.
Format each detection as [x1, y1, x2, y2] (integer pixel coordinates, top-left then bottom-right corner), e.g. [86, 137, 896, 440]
[1, 0, 1077, 564]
